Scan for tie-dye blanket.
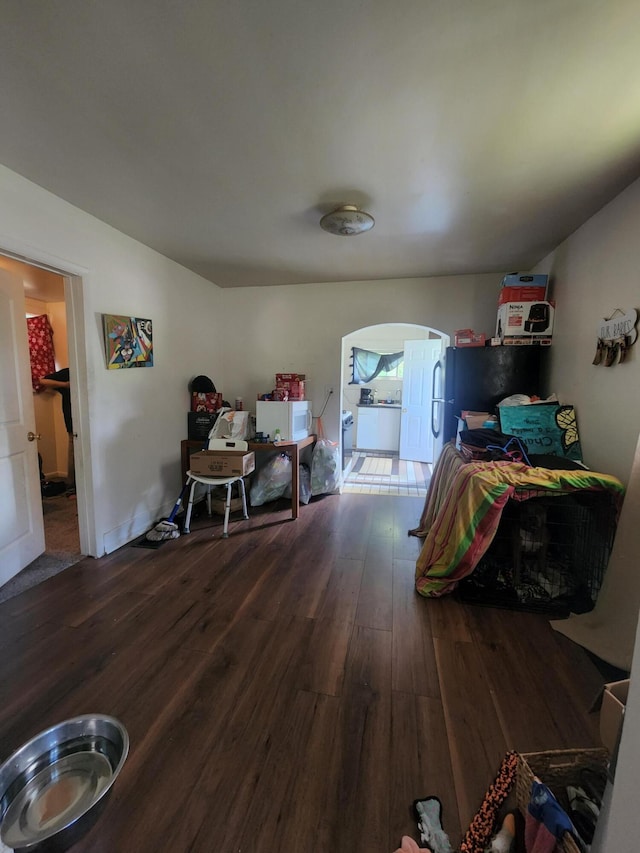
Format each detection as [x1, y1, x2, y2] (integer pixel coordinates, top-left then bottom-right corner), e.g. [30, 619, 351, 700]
[415, 459, 624, 598]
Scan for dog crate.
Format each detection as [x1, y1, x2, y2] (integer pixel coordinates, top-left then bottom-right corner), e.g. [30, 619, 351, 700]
[456, 489, 619, 615]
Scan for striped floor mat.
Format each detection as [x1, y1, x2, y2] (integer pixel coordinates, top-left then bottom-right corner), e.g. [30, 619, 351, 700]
[342, 452, 431, 496]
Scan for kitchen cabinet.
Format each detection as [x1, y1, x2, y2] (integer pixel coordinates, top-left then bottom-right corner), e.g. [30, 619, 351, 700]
[356, 405, 401, 451]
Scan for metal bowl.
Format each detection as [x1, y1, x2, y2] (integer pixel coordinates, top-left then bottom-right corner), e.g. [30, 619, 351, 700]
[0, 715, 129, 853]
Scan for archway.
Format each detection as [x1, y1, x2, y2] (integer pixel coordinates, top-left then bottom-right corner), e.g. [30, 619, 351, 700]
[340, 322, 449, 495]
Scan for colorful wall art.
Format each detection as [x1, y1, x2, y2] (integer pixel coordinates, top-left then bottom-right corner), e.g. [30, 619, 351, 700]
[102, 314, 153, 369]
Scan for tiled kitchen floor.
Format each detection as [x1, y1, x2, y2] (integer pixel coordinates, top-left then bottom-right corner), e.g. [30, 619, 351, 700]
[341, 451, 431, 496]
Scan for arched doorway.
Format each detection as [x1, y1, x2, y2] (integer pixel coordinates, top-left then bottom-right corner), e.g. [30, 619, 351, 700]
[341, 323, 449, 496]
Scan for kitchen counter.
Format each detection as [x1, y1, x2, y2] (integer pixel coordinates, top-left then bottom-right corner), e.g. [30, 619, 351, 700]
[356, 405, 401, 450]
[357, 403, 401, 409]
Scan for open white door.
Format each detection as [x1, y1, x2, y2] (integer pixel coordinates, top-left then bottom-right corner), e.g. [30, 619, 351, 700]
[399, 338, 443, 463]
[0, 268, 45, 583]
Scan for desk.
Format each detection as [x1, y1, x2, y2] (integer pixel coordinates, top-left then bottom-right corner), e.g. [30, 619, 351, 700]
[181, 434, 316, 520]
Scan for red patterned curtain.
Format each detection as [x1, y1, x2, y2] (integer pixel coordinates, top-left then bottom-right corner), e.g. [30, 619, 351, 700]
[27, 315, 56, 391]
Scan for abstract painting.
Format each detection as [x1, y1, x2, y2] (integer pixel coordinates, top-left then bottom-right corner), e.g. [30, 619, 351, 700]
[102, 314, 153, 369]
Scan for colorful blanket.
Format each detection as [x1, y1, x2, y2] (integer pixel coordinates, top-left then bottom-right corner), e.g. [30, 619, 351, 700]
[415, 459, 624, 598]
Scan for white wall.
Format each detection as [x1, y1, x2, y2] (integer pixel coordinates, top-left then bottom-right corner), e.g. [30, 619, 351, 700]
[0, 165, 224, 555]
[536, 177, 640, 484]
[534, 176, 640, 849]
[220, 274, 500, 443]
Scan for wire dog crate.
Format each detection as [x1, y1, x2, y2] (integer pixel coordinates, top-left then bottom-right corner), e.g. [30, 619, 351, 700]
[457, 489, 619, 615]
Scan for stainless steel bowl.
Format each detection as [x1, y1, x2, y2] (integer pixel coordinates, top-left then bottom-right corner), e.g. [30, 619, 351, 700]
[0, 715, 129, 852]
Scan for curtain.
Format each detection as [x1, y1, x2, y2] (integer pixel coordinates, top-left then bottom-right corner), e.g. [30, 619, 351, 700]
[27, 314, 56, 391]
[350, 347, 404, 384]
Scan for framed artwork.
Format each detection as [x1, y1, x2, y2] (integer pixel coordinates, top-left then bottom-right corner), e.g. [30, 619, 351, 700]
[102, 314, 153, 369]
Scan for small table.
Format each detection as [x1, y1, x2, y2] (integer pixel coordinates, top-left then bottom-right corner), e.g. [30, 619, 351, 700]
[180, 434, 316, 520]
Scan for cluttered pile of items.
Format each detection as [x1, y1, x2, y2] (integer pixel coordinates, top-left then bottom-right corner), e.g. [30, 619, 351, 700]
[456, 273, 554, 349]
[394, 726, 623, 852]
[413, 390, 624, 615]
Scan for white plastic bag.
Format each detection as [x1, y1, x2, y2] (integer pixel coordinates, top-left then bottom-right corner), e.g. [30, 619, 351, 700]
[310, 419, 340, 496]
[250, 452, 292, 506]
[209, 408, 252, 440]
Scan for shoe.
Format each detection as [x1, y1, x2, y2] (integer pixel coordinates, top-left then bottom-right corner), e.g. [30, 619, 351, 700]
[566, 785, 599, 844]
[579, 767, 607, 808]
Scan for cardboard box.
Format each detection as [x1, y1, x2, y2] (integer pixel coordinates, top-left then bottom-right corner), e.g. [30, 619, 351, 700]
[189, 449, 255, 478]
[210, 497, 244, 516]
[600, 679, 630, 754]
[499, 274, 548, 306]
[462, 411, 495, 430]
[274, 379, 305, 400]
[275, 373, 306, 381]
[499, 285, 547, 305]
[191, 391, 223, 413]
[501, 273, 548, 288]
[497, 300, 554, 344]
[188, 412, 218, 441]
[454, 329, 486, 347]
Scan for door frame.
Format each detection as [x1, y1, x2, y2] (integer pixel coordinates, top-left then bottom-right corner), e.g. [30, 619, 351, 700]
[0, 242, 97, 557]
[340, 322, 449, 467]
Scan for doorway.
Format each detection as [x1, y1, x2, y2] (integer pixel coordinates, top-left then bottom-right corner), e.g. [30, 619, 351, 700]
[0, 256, 82, 599]
[341, 322, 448, 496]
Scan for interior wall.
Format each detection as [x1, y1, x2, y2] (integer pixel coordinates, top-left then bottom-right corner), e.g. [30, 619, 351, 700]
[536, 175, 640, 484]
[220, 274, 501, 442]
[0, 165, 224, 555]
[534, 176, 640, 848]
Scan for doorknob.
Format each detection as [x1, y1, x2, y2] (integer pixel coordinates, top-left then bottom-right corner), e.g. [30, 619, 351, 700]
[27, 431, 41, 441]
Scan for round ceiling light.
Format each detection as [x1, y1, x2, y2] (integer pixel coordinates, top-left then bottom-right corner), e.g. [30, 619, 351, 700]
[319, 204, 375, 236]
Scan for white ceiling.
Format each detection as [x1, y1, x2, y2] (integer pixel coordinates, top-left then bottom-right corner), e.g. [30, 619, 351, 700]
[2, 0, 640, 288]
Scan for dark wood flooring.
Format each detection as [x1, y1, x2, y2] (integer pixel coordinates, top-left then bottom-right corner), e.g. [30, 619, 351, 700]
[0, 493, 605, 852]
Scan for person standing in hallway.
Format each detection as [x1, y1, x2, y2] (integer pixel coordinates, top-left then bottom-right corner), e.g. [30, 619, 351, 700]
[39, 367, 75, 496]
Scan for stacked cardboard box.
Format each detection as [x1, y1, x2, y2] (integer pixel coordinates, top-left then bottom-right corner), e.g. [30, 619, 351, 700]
[189, 449, 255, 478]
[188, 391, 224, 440]
[191, 391, 223, 413]
[274, 372, 306, 400]
[496, 273, 554, 345]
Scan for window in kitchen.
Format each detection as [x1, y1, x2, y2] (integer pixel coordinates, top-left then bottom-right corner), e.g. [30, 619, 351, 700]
[350, 347, 404, 384]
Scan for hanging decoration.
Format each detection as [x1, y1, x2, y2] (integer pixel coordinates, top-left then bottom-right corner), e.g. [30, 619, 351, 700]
[592, 308, 637, 366]
[27, 314, 56, 391]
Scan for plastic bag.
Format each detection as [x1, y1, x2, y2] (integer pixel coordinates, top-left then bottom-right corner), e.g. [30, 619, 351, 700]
[311, 418, 340, 496]
[249, 452, 292, 506]
[209, 408, 253, 440]
[284, 463, 312, 505]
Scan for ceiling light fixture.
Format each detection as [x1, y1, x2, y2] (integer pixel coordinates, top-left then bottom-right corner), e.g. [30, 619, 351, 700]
[319, 204, 375, 236]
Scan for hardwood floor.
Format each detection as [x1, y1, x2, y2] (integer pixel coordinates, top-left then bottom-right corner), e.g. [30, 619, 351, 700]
[0, 493, 605, 852]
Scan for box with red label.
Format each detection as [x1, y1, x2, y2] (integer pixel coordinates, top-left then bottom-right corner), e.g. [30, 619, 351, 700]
[454, 329, 486, 347]
[496, 301, 554, 344]
[275, 379, 305, 400]
[499, 273, 548, 305]
[191, 391, 223, 413]
[275, 373, 306, 381]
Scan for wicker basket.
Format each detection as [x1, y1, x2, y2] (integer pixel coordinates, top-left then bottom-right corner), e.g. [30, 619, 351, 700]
[516, 749, 609, 853]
